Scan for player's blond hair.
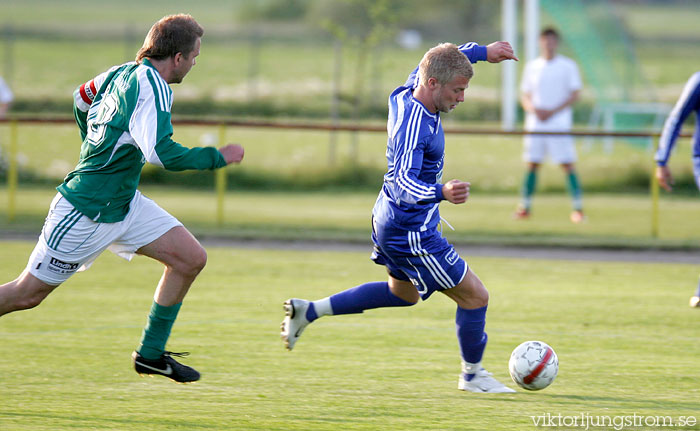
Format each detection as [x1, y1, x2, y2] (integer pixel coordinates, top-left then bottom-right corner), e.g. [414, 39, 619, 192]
[418, 43, 473, 86]
[136, 14, 204, 63]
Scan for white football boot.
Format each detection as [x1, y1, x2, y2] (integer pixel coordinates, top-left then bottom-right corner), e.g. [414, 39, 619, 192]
[690, 296, 700, 308]
[458, 367, 516, 393]
[281, 298, 311, 351]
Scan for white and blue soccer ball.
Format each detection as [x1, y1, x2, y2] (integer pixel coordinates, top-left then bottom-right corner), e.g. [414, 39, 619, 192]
[508, 340, 558, 391]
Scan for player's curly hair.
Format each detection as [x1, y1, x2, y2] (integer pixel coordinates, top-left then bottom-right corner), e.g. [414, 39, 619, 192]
[136, 14, 204, 63]
[418, 43, 473, 86]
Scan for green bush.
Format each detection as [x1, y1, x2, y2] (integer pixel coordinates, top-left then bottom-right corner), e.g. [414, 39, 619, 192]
[138, 161, 385, 192]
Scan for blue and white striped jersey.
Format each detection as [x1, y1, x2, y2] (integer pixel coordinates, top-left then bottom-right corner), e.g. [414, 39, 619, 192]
[372, 43, 487, 232]
[655, 71, 700, 167]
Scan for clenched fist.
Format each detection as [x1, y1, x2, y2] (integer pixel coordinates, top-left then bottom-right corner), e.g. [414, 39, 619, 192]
[443, 179, 470, 204]
[219, 144, 245, 164]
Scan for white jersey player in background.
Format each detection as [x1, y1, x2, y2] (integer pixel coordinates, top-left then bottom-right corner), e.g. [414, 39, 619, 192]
[514, 27, 584, 223]
[0, 76, 12, 118]
[0, 75, 13, 167]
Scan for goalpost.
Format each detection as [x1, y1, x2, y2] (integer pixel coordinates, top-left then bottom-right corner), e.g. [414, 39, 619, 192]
[501, 0, 540, 131]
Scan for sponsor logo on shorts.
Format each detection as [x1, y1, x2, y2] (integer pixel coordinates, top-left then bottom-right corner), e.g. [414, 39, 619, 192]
[445, 249, 459, 266]
[47, 257, 80, 274]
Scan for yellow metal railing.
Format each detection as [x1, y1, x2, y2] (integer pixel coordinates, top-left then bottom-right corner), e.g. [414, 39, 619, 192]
[1, 116, 691, 236]
[7, 120, 18, 222]
[650, 161, 660, 238]
[216, 123, 227, 227]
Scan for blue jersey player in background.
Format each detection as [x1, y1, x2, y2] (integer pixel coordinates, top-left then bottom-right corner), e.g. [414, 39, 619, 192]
[654, 71, 700, 308]
[281, 40, 519, 392]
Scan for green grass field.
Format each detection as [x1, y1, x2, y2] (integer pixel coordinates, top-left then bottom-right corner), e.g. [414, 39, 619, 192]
[3, 185, 700, 249]
[0, 241, 698, 431]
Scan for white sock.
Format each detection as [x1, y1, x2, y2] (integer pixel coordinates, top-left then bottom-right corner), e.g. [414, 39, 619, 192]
[312, 297, 333, 318]
[462, 361, 481, 376]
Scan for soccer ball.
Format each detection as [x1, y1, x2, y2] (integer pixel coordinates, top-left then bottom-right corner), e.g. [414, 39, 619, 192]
[508, 340, 558, 391]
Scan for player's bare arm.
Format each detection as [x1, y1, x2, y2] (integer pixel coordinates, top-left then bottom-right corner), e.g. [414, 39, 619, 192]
[520, 92, 536, 114]
[485, 41, 519, 63]
[443, 179, 470, 204]
[533, 89, 581, 122]
[219, 143, 245, 165]
[521, 93, 549, 122]
[550, 90, 580, 117]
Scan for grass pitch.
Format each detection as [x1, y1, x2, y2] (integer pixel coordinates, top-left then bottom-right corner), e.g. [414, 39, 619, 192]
[0, 241, 698, 431]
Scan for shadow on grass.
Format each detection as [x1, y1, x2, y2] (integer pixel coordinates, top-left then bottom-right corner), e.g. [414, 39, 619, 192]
[0, 411, 220, 429]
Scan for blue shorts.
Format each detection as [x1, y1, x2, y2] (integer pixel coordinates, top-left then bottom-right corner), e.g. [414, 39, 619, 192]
[371, 222, 468, 300]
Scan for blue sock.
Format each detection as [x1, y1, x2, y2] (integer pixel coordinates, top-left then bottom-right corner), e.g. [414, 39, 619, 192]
[317, 281, 414, 317]
[695, 276, 700, 297]
[306, 303, 319, 321]
[456, 306, 488, 380]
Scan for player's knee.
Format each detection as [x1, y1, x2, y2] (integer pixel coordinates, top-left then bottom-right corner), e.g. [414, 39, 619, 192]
[465, 282, 490, 308]
[16, 296, 42, 311]
[3, 277, 55, 312]
[15, 289, 50, 311]
[388, 279, 419, 304]
[170, 245, 207, 278]
[402, 290, 420, 305]
[186, 246, 208, 275]
[473, 288, 489, 308]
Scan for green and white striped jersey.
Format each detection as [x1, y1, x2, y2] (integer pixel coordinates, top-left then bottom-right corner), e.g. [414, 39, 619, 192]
[61, 59, 226, 223]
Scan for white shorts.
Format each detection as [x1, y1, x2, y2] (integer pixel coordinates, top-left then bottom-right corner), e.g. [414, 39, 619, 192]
[26, 190, 183, 285]
[523, 135, 577, 164]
